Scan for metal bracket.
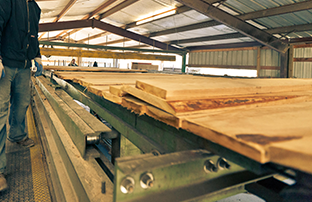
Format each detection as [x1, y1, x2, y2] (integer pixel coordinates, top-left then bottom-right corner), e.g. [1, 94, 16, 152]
[113, 149, 268, 202]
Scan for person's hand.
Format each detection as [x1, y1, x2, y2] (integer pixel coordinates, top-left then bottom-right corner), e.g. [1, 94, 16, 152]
[0, 60, 5, 79]
[34, 57, 43, 77]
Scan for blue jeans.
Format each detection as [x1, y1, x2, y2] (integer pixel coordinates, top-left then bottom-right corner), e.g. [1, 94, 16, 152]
[0, 66, 31, 173]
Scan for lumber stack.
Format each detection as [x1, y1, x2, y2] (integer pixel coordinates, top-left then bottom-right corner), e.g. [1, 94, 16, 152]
[44, 65, 148, 73]
[53, 71, 312, 174]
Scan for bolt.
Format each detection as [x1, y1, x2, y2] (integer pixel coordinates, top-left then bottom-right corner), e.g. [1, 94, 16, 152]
[140, 173, 154, 189]
[120, 177, 135, 194]
[218, 158, 231, 170]
[204, 160, 218, 173]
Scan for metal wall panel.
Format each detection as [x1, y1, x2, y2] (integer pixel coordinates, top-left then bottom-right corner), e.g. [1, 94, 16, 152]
[260, 70, 280, 78]
[189, 49, 281, 78]
[294, 62, 312, 78]
[293, 47, 312, 78]
[189, 49, 257, 66]
[260, 49, 280, 66]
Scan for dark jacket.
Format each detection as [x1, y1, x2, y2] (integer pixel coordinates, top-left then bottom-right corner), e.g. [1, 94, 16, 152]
[0, 0, 41, 69]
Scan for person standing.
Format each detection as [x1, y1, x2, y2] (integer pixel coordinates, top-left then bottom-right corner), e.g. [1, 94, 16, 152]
[68, 58, 78, 66]
[0, 0, 43, 191]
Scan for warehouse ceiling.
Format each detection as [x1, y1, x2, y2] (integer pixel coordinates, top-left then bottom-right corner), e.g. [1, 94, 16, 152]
[37, 0, 312, 53]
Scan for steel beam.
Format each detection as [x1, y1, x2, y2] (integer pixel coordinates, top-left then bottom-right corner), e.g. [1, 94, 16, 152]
[92, 20, 181, 51]
[169, 23, 312, 45]
[32, 79, 113, 201]
[82, 0, 118, 20]
[39, 19, 92, 32]
[98, 0, 139, 20]
[53, 0, 77, 22]
[39, 41, 185, 55]
[239, 1, 312, 21]
[176, 0, 288, 53]
[89, 1, 312, 48]
[39, 19, 183, 51]
[40, 47, 176, 61]
[170, 32, 245, 45]
[187, 41, 262, 51]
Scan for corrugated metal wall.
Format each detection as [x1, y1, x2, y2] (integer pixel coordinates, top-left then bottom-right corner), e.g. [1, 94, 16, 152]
[260, 49, 280, 78]
[189, 48, 281, 77]
[189, 49, 257, 66]
[294, 47, 312, 78]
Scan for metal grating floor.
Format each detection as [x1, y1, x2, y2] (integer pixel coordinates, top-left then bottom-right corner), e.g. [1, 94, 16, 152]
[0, 108, 52, 201]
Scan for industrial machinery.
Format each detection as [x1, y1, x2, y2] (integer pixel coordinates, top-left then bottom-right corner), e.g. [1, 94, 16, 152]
[29, 69, 309, 202]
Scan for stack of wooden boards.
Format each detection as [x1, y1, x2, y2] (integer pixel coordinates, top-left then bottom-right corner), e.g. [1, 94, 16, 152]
[54, 71, 312, 174]
[44, 65, 147, 73]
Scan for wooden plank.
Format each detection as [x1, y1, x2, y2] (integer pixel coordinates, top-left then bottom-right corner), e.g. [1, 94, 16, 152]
[73, 78, 135, 87]
[121, 95, 181, 128]
[109, 85, 130, 97]
[121, 95, 148, 115]
[181, 100, 312, 171]
[41, 48, 176, 61]
[122, 85, 176, 114]
[103, 92, 123, 104]
[44, 65, 148, 72]
[270, 136, 312, 174]
[136, 78, 312, 100]
[55, 90, 111, 134]
[84, 86, 110, 96]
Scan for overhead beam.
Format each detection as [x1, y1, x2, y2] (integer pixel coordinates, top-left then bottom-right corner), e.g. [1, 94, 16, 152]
[98, 1, 312, 46]
[187, 41, 262, 51]
[168, 23, 312, 45]
[150, 1, 312, 38]
[39, 20, 92, 32]
[169, 32, 245, 45]
[98, 0, 140, 20]
[40, 48, 176, 61]
[54, 0, 77, 22]
[239, 1, 312, 21]
[94, 20, 182, 51]
[55, 0, 118, 39]
[78, 32, 110, 43]
[39, 19, 182, 51]
[82, 0, 118, 20]
[176, 0, 288, 53]
[38, 0, 77, 40]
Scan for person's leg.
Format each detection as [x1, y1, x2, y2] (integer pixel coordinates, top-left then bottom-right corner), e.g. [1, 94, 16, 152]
[0, 66, 16, 191]
[7, 67, 34, 147]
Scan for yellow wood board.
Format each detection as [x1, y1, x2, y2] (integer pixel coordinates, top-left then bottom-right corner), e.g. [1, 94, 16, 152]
[44, 65, 147, 72]
[136, 78, 312, 100]
[121, 85, 176, 115]
[181, 100, 312, 173]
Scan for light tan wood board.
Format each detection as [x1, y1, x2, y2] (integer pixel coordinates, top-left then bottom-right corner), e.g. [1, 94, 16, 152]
[44, 65, 147, 72]
[181, 100, 312, 174]
[136, 78, 312, 100]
